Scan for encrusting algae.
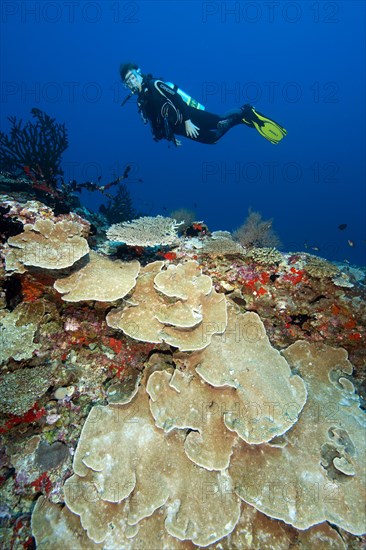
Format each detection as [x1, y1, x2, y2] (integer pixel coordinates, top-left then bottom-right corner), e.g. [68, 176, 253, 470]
[0, 194, 365, 549]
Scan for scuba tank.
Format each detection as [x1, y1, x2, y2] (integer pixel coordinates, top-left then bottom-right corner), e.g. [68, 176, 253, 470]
[164, 82, 205, 110]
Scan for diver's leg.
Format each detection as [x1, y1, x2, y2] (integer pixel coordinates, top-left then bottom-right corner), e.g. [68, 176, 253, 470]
[180, 105, 287, 144]
[187, 109, 243, 143]
[201, 105, 288, 144]
[215, 109, 243, 137]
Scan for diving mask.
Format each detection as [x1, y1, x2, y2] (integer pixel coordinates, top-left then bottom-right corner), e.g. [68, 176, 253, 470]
[124, 69, 142, 93]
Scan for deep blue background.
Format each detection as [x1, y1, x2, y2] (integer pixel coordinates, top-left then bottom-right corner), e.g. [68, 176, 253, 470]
[1, 0, 365, 265]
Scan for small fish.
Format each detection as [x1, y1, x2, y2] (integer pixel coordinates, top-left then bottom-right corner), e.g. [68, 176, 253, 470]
[304, 242, 320, 251]
[348, 239, 355, 247]
[338, 224, 347, 230]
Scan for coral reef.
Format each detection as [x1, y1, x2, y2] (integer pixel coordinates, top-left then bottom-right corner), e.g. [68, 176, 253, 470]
[30, 334, 365, 547]
[0, 195, 365, 549]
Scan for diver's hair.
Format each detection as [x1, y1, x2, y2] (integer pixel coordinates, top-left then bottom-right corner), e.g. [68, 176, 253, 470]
[119, 62, 139, 81]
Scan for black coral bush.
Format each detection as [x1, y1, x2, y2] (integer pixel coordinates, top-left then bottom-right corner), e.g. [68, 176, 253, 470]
[0, 108, 68, 184]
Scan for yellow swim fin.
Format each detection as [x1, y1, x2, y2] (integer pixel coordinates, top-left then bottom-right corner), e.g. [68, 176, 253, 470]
[241, 104, 287, 144]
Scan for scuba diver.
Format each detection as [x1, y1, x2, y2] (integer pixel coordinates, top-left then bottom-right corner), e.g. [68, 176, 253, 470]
[120, 63, 287, 147]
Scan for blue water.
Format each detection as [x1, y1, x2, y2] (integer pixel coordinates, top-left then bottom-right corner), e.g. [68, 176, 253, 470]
[1, 0, 365, 265]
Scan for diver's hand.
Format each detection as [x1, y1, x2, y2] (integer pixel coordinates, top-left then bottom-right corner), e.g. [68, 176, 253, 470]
[175, 138, 182, 147]
[185, 120, 200, 138]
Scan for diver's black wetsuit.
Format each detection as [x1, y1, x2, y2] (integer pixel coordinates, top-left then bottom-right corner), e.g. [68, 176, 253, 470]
[137, 77, 242, 145]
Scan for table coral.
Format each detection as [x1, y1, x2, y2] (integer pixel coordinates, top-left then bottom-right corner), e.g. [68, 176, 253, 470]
[107, 260, 227, 351]
[230, 341, 366, 535]
[54, 251, 140, 302]
[191, 308, 307, 444]
[147, 368, 237, 470]
[5, 218, 89, 272]
[106, 215, 182, 247]
[62, 387, 241, 547]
